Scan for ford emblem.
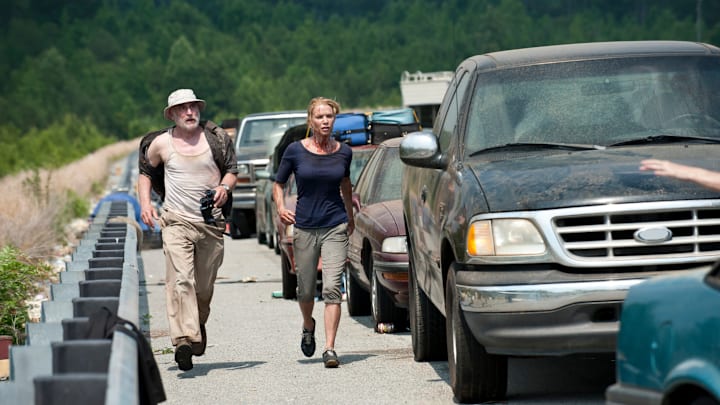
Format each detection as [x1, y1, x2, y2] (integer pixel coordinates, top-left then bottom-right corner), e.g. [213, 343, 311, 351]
[634, 227, 673, 244]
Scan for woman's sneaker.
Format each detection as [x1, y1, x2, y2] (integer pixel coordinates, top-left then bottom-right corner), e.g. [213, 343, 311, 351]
[301, 318, 316, 357]
[322, 349, 339, 368]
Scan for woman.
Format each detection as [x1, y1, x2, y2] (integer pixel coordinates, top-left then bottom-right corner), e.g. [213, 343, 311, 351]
[273, 97, 354, 368]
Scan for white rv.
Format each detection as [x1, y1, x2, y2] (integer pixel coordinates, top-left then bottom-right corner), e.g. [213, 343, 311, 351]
[399, 70, 453, 128]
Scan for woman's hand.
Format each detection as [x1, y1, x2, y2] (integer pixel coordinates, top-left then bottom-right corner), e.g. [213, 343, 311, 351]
[279, 207, 295, 225]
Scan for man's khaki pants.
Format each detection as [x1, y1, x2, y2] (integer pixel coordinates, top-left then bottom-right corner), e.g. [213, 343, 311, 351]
[160, 210, 224, 346]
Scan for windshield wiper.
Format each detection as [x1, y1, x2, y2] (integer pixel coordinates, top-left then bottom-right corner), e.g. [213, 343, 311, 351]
[608, 134, 720, 147]
[469, 142, 605, 156]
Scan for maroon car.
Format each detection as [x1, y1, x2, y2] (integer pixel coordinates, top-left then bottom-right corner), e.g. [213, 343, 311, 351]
[345, 137, 408, 330]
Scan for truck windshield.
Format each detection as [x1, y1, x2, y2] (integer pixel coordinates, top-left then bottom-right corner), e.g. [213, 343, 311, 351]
[465, 56, 720, 153]
[238, 117, 307, 147]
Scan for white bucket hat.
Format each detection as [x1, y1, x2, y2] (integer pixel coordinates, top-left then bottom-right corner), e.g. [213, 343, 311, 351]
[163, 89, 206, 120]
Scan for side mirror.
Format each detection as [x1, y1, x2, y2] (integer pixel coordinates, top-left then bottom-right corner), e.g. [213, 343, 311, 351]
[399, 131, 446, 169]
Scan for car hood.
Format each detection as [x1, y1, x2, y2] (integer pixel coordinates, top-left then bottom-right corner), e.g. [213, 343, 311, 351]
[236, 145, 269, 162]
[363, 199, 404, 236]
[470, 144, 720, 211]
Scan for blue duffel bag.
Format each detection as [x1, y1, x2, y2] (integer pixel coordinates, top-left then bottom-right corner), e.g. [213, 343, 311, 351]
[332, 113, 369, 145]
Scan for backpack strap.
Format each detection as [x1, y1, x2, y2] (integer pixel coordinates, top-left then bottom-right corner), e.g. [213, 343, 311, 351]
[138, 127, 171, 201]
[138, 121, 238, 204]
[203, 120, 238, 177]
[86, 307, 166, 404]
[113, 320, 167, 404]
[86, 306, 120, 339]
[202, 120, 237, 220]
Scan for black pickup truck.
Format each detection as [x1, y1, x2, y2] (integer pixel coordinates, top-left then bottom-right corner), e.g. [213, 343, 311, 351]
[399, 41, 720, 403]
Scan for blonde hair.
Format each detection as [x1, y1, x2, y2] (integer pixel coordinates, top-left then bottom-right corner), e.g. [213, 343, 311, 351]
[306, 97, 341, 127]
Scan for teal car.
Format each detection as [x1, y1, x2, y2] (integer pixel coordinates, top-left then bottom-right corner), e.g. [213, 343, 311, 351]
[606, 264, 720, 405]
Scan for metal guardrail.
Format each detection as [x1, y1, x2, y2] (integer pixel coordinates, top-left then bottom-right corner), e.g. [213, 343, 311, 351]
[0, 148, 145, 405]
[0, 201, 141, 404]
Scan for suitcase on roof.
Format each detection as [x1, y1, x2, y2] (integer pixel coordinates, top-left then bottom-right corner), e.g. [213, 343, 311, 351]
[369, 122, 421, 144]
[369, 108, 421, 144]
[370, 108, 418, 125]
[332, 113, 369, 146]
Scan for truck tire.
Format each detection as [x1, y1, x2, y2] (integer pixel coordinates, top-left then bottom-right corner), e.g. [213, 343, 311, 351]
[229, 209, 245, 239]
[256, 220, 267, 245]
[230, 209, 254, 239]
[266, 230, 275, 249]
[345, 265, 370, 316]
[370, 253, 405, 328]
[446, 265, 507, 403]
[274, 232, 281, 255]
[281, 251, 297, 299]
[408, 249, 446, 361]
[372, 267, 394, 323]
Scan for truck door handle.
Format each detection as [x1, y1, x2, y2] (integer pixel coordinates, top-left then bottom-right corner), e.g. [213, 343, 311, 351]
[421, 186, 428, 202]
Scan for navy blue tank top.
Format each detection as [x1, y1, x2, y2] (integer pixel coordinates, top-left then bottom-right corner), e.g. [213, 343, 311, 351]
[275, 141, 352, 229]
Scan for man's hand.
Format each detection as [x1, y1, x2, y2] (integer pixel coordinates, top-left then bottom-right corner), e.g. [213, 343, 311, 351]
[140, 203, 159, 229]
[213, 185, 229, 207]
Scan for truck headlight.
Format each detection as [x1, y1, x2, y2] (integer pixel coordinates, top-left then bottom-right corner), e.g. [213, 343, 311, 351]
[237, 164, 250, 175]
[467, 219, 545, 256]
[381, 236, 407, 253]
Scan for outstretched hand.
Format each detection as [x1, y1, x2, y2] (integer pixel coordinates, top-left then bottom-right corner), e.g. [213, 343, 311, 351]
[639, 159, 684, 178]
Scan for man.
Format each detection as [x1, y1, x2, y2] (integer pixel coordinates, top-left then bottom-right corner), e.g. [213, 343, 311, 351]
[138, 88, 237, 371]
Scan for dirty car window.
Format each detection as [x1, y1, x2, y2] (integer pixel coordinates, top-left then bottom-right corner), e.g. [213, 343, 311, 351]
[465, 56, 720, 153]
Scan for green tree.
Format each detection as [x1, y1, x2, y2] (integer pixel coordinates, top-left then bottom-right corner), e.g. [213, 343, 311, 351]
[0, 0, 718, 178]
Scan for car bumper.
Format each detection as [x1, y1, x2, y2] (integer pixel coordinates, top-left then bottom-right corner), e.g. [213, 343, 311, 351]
[373, 252, 409, 308]
[605, 382, 662, 405]
[455, 269, 651, 355]
[232, 186, 256, 210]
[457, 277, 642, 313]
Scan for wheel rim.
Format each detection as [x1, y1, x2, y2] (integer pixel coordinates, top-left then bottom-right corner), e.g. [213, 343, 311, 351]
[369, 253, 380, 320]
[371, 270, 378, 320]
[450, 293, 458, 367]
[409, 261, 417, 333]
[345, 267, 352, 304]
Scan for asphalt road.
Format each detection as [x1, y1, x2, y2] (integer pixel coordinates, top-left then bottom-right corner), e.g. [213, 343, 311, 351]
[140, 236, 615, 405]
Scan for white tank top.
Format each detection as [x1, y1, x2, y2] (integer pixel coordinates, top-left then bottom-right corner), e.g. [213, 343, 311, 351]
[163, 133, 221, 222]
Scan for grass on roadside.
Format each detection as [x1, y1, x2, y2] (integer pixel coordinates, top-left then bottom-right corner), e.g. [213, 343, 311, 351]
[0, 138, 140, 343]
[0, 246, 55, 343]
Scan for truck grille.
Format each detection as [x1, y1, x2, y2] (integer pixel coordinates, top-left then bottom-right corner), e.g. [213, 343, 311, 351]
[553, 203, 720, 261]
[253, 163, 267, 181]
[238, 162, 267, 183]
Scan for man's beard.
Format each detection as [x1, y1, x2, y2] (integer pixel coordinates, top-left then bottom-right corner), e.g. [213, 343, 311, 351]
[177, 117, 199, 131]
